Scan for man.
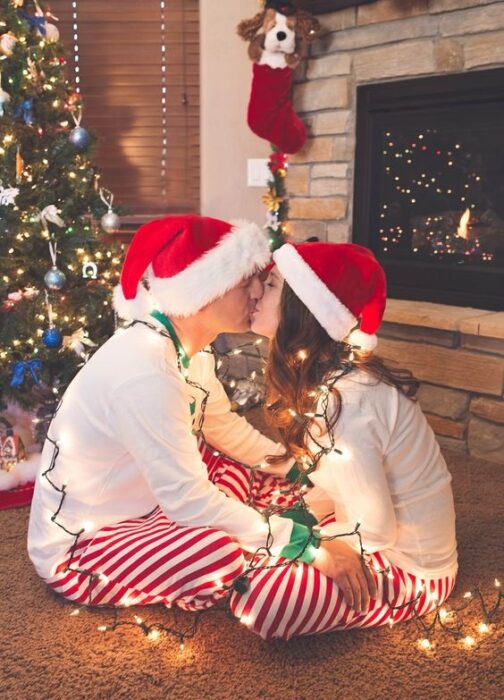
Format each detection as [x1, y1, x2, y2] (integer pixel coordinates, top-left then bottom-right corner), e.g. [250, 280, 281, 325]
[28, 215, 318, 610]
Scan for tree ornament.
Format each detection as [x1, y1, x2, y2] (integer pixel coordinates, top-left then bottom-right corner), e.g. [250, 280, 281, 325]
[0, 72, 11, 117]
[44, 240, 66, 290]
[101, 209, 121, 234]
[0, 183, 19, 207]
[82, 262, 98, 279]
[0, 32, 17, 57]
[14, 97, 33, 125]
[44, 266, 66, 290]
[63, 328, 97, 357]
[100, 188, 121, 233]
[42, 327, 63, 349]
[69, 126, 90, 150]
[37, 205, 65, 229]
[33, 1, 60, 42]
[16, 148, 24, 183]
[69, 109, 90, 150]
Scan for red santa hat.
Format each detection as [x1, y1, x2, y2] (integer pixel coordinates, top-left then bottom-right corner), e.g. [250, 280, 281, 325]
[113, 215, 271, 320]
[272, 242, 387, 351]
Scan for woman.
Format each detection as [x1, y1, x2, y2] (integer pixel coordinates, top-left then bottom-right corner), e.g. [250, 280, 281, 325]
[233, 241, 458, 640]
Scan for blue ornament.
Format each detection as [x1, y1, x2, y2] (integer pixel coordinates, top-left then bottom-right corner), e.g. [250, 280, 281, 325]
[42, 327, 63, 349]
[44, 266, 66, 291]
[69, 126, 90, 150]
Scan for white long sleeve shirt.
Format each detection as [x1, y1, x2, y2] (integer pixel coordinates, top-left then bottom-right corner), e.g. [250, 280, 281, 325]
[304, 371, 458, 580]
[28, 321, 295, 579]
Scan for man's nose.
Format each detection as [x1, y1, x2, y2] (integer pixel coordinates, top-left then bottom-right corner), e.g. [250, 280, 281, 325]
[249, 276, 264, 301]
[276, 31, 287, 41]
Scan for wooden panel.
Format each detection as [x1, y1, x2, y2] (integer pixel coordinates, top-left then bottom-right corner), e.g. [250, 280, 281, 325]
[51, 0, 200, 218]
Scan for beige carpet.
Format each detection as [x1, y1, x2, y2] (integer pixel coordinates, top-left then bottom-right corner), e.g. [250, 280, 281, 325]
[1, 448, 503, 700]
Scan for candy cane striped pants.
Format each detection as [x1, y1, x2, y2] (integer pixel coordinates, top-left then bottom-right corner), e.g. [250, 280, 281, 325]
[46, 444, 455, 639]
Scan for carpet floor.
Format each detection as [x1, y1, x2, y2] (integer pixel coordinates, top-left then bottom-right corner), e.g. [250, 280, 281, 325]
[1, 447, 502, 700]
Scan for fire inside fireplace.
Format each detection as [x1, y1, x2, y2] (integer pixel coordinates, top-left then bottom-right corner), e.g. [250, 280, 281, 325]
[353, 68, 504, 310]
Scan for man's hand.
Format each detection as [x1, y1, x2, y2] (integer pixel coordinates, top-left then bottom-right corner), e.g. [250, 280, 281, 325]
[311, 538, 377, 614]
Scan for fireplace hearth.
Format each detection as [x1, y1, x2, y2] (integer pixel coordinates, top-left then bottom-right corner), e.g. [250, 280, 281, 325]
[353, 68, 504, 310]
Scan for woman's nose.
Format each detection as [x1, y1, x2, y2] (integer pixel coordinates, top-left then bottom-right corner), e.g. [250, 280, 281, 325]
[276, 31, 287, 41]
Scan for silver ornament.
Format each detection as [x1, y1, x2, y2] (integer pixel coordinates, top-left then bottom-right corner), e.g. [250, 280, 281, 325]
[44, 266, 66, 290]
[101, 209, 121, 234]
[69, 126, 90, 150]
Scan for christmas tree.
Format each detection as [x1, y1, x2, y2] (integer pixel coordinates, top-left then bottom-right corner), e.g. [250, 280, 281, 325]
[0, 0, 123, 431]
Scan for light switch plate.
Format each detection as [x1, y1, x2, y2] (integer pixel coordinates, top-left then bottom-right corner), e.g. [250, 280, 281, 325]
[247, 158, 271, 187]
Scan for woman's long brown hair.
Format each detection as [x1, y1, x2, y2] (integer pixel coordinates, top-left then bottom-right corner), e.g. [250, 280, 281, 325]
[265, 283, 419, 464]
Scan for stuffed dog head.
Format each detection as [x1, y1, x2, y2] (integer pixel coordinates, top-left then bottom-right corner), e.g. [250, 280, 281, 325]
[237, 1, 321, 69]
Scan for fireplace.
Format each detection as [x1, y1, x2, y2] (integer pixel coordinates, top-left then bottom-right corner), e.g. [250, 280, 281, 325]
[353, 68, 504, 311]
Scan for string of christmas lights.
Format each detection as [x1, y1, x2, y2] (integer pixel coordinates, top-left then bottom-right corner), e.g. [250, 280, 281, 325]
[37, 325, 502, 651]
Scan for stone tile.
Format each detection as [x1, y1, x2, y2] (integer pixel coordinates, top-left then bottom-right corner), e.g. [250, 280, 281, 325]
[294, 77, 349, 112]
[468, 416, 504, 464]
[440, 3, 504, 36]
[307, 54, 351, 80]
[438, 435, 468, 454]
[429, 0, 496, 12]
[312, 163, 349, 179]
[418, 384, 470, 420]
[358, 0, 429, 25]
[286, 165, 310, 196]
[313, 110, 352, 136]
[327, 221, 351, 243]
[426, 413, 467, 439]
[434, 38, 464, 71]
[464, 30, 504, 68]
[289, 220, 327, 242]
[383, 299, 489, 331]
[318, 15, 438, 53]
[289, 197, 347, 221]
[459, 312, 504, 340]
[461, 335, 504, 357]
[354, 40, 435, 82]
[471, 397, 504, 424]
[379, 321, 457, 348]
[318, 8, 357, 33]
[290, 137, 335, 164]
[377, 338, 504, 395]
[310, 178, 349, 197]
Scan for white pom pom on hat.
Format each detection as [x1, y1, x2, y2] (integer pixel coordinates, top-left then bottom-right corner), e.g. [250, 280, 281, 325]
[113, 214, 271, 320]
[272, 241, 387, 351]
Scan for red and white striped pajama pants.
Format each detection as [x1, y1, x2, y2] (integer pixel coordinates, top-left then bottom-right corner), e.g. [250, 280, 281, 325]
[46, 445, 455, 639]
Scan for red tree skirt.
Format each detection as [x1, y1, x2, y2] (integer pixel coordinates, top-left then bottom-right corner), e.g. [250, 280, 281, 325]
[0, 481, 35, 510]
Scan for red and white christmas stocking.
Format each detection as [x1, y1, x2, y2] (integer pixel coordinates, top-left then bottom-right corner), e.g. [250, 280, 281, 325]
[247, 63, 307, 154]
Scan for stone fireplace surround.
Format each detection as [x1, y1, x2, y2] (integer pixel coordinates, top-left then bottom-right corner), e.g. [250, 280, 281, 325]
[229, 1, 504, 463]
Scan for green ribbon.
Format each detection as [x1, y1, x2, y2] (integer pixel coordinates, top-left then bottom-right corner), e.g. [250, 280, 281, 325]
[150, 310, 195, 415]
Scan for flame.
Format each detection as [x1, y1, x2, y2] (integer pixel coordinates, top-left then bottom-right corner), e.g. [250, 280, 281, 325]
[457, 208, 471, 239]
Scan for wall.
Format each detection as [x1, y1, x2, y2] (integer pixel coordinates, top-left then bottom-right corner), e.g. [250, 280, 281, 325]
[200, 0, 270, 223]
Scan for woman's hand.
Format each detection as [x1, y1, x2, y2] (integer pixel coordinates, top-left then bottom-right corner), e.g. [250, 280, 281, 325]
[311, 539, 377, 614]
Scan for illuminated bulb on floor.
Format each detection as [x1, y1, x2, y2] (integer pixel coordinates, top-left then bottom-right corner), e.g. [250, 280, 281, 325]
[297, 350, 308, 361]
[478, 623, 490, 634]
[97, 626, 108, 632]
[462, 635, 476, 648]
[418, 638, 433, 651]
[148, 629, 161, 642]
[69, 608, 80, 616]
[81, 521, 94, 533]
[240, 615, 253, 626]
